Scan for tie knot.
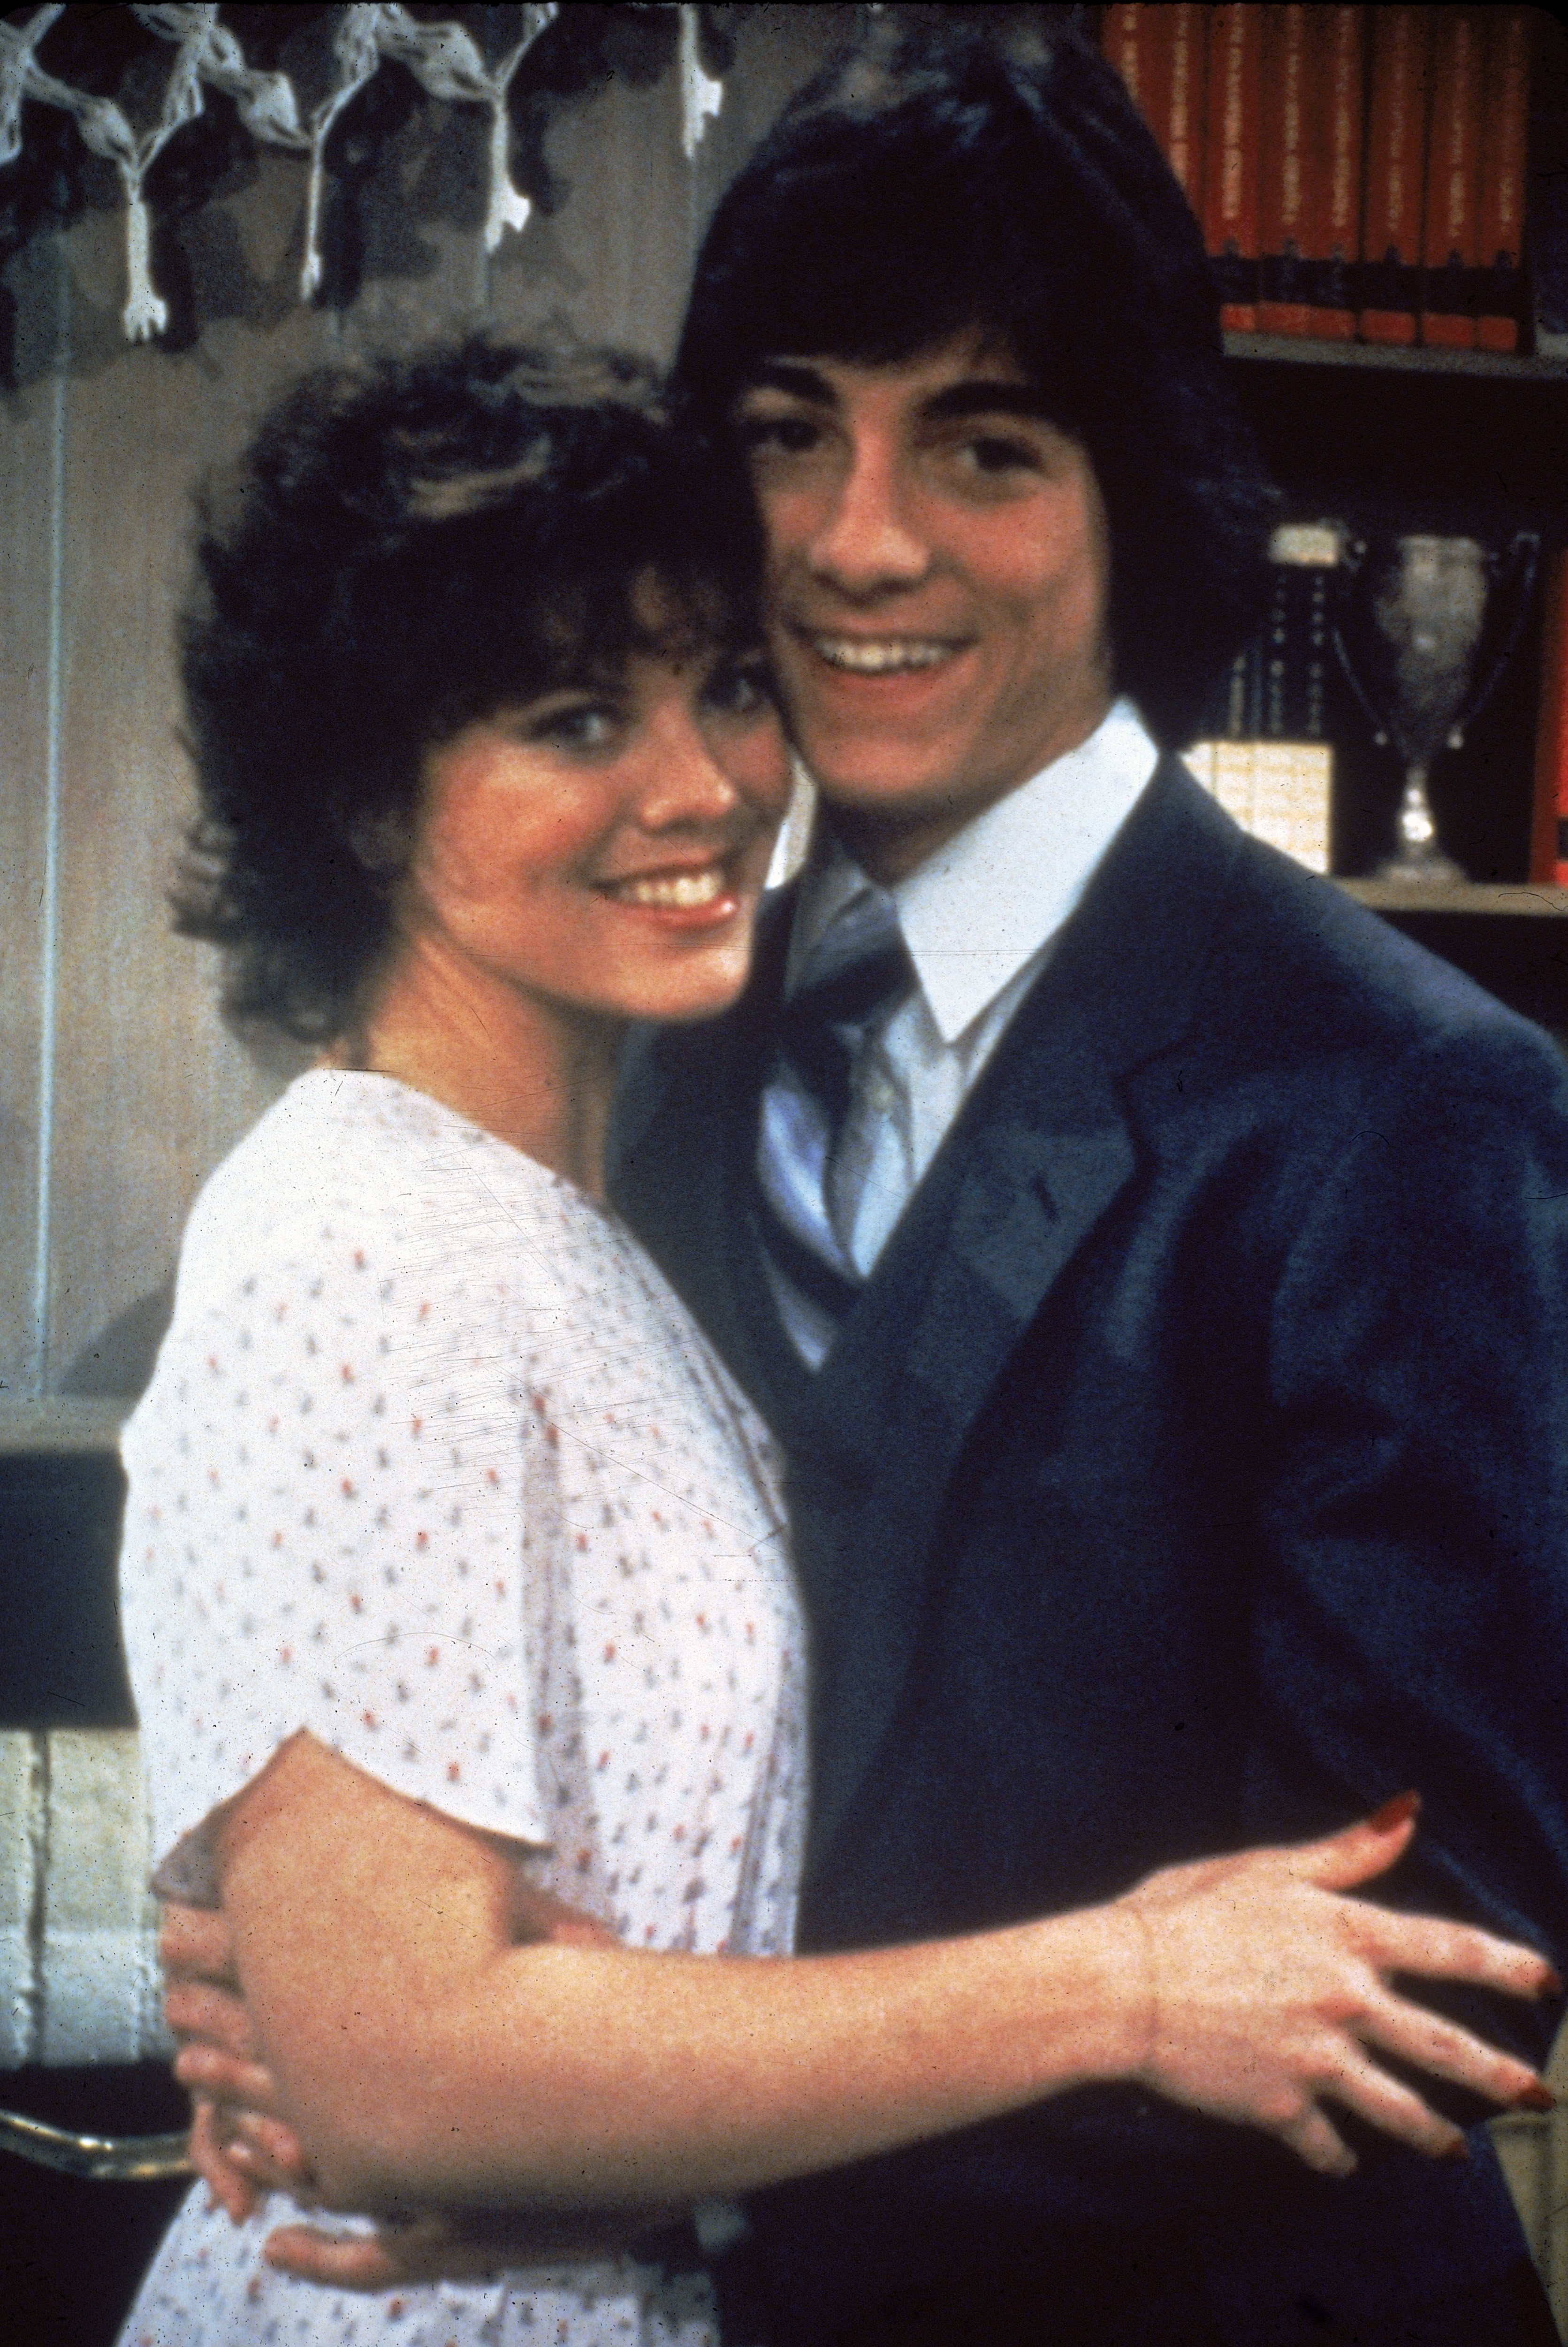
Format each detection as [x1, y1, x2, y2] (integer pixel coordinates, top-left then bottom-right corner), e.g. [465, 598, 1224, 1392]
[780, 897, 915, 1121]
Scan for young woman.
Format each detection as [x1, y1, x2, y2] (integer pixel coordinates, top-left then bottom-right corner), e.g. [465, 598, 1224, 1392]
[118, 342, 1556, 2347]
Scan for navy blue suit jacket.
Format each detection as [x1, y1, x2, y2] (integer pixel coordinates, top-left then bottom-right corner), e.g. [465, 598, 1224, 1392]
[611, 761, 1568, 2344]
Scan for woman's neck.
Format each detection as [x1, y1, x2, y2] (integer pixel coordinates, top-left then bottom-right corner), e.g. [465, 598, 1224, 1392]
[347, 937, 625, 1199]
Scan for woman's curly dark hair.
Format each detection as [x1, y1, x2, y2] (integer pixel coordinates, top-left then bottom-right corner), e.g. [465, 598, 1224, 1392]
[174, 337, 765, 1042]
[675, 15, 1279, 750]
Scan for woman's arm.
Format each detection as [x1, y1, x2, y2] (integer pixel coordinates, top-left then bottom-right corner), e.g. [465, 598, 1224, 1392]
[209, 1735, 1555, 2218]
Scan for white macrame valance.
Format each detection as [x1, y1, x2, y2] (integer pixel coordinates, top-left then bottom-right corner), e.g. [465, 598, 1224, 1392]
[0, 2, 724, 341]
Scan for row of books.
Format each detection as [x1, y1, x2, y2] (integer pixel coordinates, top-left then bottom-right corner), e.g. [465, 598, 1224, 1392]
[1102, 5, 1538, 353]
[1188, 532, 1568, 890]
[1183, 526, 1339, 873]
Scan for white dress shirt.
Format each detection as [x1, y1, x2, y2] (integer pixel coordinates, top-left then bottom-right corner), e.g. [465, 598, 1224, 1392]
[760, 696, 1160, 1367]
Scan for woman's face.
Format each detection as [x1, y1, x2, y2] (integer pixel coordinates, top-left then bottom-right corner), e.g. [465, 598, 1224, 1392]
[401, 604, 791, 1033]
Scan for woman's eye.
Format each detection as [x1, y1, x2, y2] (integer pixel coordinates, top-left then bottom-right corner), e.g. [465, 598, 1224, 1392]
[706, 661, 775, 718]
[533, 703, 619, 751]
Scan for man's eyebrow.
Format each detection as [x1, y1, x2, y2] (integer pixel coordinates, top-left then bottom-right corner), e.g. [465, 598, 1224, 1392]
[737, 361, 835, 403]
[734, 365, 1063, 428]
[920, 383, 1062, 425]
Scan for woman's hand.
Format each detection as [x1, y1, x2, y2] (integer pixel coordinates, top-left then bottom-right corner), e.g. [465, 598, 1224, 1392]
[1112, 1795, 1559, 2176]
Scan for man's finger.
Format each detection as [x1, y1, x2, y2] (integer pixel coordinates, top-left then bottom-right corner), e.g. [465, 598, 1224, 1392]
[263, 2219, 508, 2292]
[190, 2097, 260, 2225]
[175, 2040, 279, 2107]
[165, 1978, 265, 2057]
[159, 1900, 238, 1983]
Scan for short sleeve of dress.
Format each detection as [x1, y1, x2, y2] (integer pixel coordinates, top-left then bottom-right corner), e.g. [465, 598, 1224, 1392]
[119, 1117, 551, 1875]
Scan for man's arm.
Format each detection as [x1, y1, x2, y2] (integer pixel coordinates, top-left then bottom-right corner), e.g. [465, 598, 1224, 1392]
[1254, 1014, 1568, 2068]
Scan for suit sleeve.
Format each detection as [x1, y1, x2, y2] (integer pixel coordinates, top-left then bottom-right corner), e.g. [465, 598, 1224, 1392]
[1253, 1013, 1568, 2059]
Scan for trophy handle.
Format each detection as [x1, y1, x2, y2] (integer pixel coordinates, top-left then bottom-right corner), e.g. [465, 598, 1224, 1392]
[1329, 534, 1388, 745]
[1450, 531, 1539, 748]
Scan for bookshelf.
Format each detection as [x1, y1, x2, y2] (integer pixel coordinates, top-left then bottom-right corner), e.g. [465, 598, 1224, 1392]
[1215, 337, 1568, 1032]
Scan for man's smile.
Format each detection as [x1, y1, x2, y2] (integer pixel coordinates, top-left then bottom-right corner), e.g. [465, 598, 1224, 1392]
[803, 632, 963, 675]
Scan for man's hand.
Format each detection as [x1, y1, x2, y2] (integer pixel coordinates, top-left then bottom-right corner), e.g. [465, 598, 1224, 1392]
[160, 1875, 660, 2279]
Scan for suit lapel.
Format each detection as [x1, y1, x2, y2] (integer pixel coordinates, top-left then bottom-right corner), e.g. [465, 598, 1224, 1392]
[796, 760, 1246, 1871]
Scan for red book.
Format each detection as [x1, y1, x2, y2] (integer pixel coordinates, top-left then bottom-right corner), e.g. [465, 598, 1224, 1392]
[1308, 6, 1365, 340]
[1359, 6, 1432, 346]
[1103, 5, 1208, 215]
[1258, 6, 1315, 335]
[1102, 5, 1169, 131]
[1531, 550, 1568, 886]
[1203, 4, 1265, 330]
[1420, 5, 1484, 349]
[1476, 6, 1531, 355]
[1164, 3, 1210, 215]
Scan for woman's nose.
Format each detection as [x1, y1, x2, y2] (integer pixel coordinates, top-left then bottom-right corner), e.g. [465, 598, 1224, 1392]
[633, 712, 741, 832]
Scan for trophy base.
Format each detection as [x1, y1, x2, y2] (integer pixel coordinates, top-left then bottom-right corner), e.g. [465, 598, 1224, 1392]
[1371, 849, 1467, 887]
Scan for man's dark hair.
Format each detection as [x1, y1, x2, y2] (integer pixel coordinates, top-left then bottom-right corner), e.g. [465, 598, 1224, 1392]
[174, 337, 764, 1042]
[675, 15, 1277, 749]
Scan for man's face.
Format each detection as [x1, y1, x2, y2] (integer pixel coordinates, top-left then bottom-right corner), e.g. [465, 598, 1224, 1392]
[732, 329, 1114, 879]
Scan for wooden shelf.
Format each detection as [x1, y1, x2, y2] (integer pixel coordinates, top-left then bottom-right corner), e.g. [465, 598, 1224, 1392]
[1338, 881, 1568, 917]
[0, 1399, 129, 1455]
[1225, 333, 1568, 384]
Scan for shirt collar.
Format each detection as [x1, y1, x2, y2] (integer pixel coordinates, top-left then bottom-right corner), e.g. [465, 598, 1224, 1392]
[789, 697, 1159, 1044]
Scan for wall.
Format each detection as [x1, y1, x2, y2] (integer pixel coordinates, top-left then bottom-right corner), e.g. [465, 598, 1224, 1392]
[0, 2, 852, 1412]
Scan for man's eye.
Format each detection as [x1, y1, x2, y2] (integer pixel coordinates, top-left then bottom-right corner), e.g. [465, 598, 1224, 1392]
[955, 433, 1040, 476]
[735, 413, 822, 458]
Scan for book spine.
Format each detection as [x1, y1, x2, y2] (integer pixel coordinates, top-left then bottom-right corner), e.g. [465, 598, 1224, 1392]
[1259, 6, 1316, 335]
[1475, 6, 1530, 356]
[1165, 3, 1210, 215]
[1102, 5, 1174, 148]
[1254, 523, 1337, 872]
[1420, 5, 1484, 349]
[1531, 550, 1568, 886]
[1358, 5, 1431, 346]
[1311, 6, 1365, 341]
[1203, 4, 1265, 329]
[1105, 4, 1207, 216]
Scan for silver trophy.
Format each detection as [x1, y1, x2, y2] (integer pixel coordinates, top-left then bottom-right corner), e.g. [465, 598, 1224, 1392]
[1333, 532, 1538, 883]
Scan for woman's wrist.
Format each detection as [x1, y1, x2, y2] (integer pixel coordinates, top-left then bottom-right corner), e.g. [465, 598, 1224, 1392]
[1022, 1901, 1157, 2092]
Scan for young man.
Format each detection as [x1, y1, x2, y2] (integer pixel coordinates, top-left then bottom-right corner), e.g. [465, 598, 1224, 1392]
[165, 22, 1568, 2346]
[607, 20, 1568, 2344]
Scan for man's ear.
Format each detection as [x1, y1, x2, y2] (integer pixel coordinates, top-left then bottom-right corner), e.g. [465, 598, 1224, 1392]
[346, 808, 415, 878]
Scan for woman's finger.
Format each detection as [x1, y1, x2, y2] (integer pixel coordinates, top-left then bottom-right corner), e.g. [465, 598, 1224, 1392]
[1352, 1907, 1562, 2003]
[1356, 1985, 1552, 2111]
[1317, 2044, 1468, 2161]
[1283, 1795, 1421, 1892]
[1273, 2102, 1358, 2178]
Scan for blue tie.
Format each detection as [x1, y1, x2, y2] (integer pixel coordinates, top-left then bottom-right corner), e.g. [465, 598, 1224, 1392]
[757, 896, 916, 1326]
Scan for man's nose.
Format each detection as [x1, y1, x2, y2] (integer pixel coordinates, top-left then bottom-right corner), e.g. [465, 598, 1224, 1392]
[805, 444, 929, 596]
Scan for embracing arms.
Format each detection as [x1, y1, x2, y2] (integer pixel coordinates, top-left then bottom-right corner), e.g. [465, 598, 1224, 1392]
[179, 1733, 1555, 2232]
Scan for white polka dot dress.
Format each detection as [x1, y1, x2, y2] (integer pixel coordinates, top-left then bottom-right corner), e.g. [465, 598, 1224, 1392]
[116, 1070, 806, 2347]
